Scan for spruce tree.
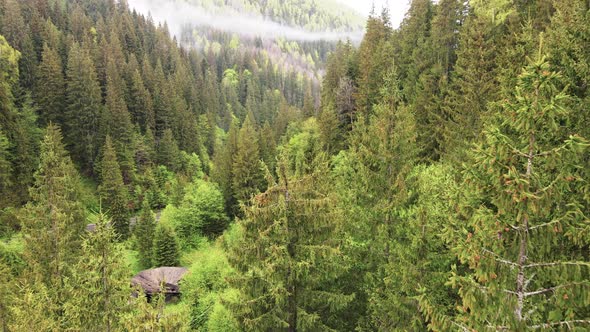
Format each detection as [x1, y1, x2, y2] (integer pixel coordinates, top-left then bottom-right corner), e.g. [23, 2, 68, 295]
[20, 124, 86, 323]
[102, 59, 135, 182]
[212, 117, 239, 216]
[64, 213, 130, 331]
[356, 11, 392, 115]
[98, 136, 130, 239]
[442, 54, 590, 330]
[335, 64, 420, 330]
[34, 44, 65, 126]
[231, 114, 265, 212]
[153, 223, 180, 267]
[157, 128, 180, 172]
[228, 151, 352, 331]
[135, 198, 156, 269]
[0, 130, 11, 193]
[441, 12, 501, 161]
[65, 42, 102, 172]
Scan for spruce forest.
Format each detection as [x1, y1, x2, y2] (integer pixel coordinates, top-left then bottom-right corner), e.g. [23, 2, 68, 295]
[0, 0, 589, 331]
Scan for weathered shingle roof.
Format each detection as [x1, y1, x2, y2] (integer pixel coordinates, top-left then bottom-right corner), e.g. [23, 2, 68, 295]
[131, 267, 188, 295]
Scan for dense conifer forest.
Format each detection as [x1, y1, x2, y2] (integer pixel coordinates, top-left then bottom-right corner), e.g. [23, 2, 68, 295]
[0, 0, 589, 331]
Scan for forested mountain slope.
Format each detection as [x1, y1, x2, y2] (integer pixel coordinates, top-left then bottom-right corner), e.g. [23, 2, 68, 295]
[0, 0, 589, 331]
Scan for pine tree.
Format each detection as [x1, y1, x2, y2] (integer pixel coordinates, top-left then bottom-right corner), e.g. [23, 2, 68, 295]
[228, 157, 353, 331]
[34, 44, 65, 126]
[441, 54, 590, 330]
[98, 136, 130, 239]
[135, 198, 156, 269]
[153, 223, 180, 267]
[65, 42, 102, 172]
[63, 213, 130, 331]
[20, 124, 86, 323]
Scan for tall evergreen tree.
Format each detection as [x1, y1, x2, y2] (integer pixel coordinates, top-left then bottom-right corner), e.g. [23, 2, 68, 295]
[442, 11, 501, 161]
[102, 59, 135, 182]
[232, 114, 265, 212]
[212, 117, 239, 216]
[98, 136, 130, 239]
[356, 10, 392, 116]
[20, 124, 86, 324]
[157, 128, 181, 172]
[441, 55, 590, 331]
[153, 223, 180, 267]
[34, 44, 65, 126]
[65, 42, 102, 172]
[228, 156, 353, 331]
[135, 198, 156, 269]
[64, 213, 130, 331]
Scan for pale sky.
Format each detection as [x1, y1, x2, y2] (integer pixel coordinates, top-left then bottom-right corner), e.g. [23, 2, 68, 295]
[336, 0, 410, 28]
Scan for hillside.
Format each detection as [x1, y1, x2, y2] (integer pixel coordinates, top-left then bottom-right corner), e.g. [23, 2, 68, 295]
[1, 0, 589, 331]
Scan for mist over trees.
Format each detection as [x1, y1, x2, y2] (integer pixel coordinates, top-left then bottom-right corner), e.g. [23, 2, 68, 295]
[0, 0, 589, 331]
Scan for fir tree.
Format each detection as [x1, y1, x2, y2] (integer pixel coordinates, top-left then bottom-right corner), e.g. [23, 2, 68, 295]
[441, 11, 501, 161]
[153, 223, 180, 267]
[98, 136, 130, 239]
[135, 198, 156, 269]
[442, 54, 590, 331]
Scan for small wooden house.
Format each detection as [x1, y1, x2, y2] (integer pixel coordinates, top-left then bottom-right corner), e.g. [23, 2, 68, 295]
[131, 266, 188, 302]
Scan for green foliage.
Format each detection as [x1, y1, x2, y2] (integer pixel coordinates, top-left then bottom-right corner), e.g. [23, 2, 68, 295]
[63, 213, 131, 331]
[231, 114, 266, 210]
[121, 291, 190, 331]
[441, 55, 590, 330]
[153, 223, 181, 267]
[98, 136, 130, 239]
[158, 128, 181, 172]
[18, 124, 86, 328]
[135, 199, 156, 269]
[34, 44, 64, 126]
[65, 42, 102, 172]
[0, 234, 25, 276]
[175, 179, 228, 246]
[0, 130, 11, 191]
[182, 244, 236, 330]
[228, 155, 353, 331]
